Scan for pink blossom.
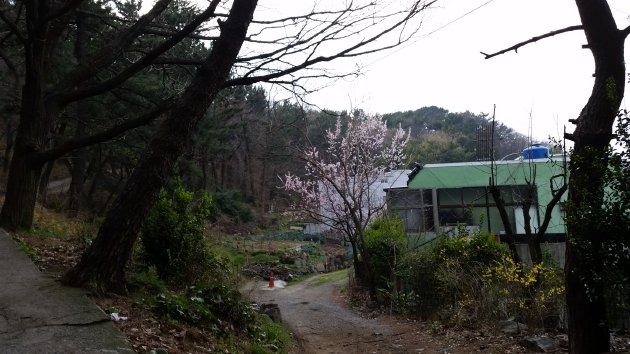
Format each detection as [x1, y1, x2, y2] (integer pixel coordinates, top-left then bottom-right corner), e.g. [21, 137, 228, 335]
[281, 113, 409, 238]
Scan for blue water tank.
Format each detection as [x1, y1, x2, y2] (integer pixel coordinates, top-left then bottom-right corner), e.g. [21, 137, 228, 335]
[522, 144, 549, 159]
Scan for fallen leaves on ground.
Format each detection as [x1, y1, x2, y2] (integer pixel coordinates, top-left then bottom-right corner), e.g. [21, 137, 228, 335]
[94, 296, 218, 354]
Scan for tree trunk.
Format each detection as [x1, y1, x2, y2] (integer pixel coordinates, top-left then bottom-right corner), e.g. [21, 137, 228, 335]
[566, 147, 611, 354]
[61, 0, 259, 292]
[489, 185, 521, 262]
[200, 153, 208, 191]
[258, 156, 268, 214]
[37, 161, 55, 204]
[349, 238, 360, 278]
[98, 171, 125, 215]
[359, 244, 377, 300]
[67, 8, 90, 216]
[0, 2, 51, 230]
[241, 121, 254, 198]
[1, 157, 44, 230]
[66, 121, 88, 213]
[566, 1, 627, 352]
[86, 154, 105, 209]
[219, 159, 227, 191]
[522, 190, 543, 265]
[351, 226, 377, 299]
[210, 160, 219, 191]
[2, 116, 14, 173]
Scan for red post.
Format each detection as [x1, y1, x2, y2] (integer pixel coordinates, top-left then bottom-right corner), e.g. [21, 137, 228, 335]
[269, 271, 275, 288]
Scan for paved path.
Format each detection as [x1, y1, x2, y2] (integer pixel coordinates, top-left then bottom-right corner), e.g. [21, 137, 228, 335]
[0, 228, 133, 354]
[46, 177, 72, 194]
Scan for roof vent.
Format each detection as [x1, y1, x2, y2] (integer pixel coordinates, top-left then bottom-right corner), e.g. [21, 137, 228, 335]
[407, 162, 423, 185]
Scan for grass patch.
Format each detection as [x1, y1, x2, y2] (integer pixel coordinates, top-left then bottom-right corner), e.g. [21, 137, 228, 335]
[284, 273, 311, 286]
[251, 253, 279, 263]
[249, 314, 292, 354]
[313, 269, 348, 286]
[12, 236, 36, 258]
[211, 244, 248, 269]
[31, 205, 87, 239]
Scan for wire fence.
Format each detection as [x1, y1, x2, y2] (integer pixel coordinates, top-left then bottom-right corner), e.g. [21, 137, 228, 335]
[245, 230, 323, 243]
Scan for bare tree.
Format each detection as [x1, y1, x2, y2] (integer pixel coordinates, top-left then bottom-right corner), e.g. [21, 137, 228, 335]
[489, 163, 567, 264]
[487, 115, 568, 265]
[482, 1, 629, 352]
[59, 0, 435, 293]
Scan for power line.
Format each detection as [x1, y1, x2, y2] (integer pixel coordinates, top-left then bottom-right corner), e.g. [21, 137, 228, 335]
[365, 0, 496, 68]
[419, 0, 496, 40]
[610, 5, 629, 17]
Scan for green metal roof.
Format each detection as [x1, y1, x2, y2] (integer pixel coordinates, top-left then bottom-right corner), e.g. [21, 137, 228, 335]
[407, 158, 569, 234]
[408, 159, 566, 190]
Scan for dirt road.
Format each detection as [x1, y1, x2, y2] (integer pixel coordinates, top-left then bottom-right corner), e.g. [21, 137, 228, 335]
[242, 272, 465, 354]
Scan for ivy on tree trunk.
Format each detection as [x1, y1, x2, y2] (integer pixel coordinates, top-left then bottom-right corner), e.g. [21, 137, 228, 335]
[483, 2, 629, 351]
[565, 1, 628, 352]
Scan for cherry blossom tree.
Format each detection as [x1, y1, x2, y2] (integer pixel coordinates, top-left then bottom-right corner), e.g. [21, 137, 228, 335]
[283, 112, 409, 295]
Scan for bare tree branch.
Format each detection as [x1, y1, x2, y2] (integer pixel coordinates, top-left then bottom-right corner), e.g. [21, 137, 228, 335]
[0, 6, 25, 44]
[54, 0, 221, 105]
[54, 0, 173, 91]
[141, 28, 218, 41]
[237, 14, 341, 63]
[622, 24, 630, 39]
[34, 101, 172, 164]
[0, 46, 19, 89]
[481, 25, 583, 59]
[225, 1, 435, 87]
[537, 182, 567, 237]
[152, 57, 205, 66]
[45, 0, 84, 23]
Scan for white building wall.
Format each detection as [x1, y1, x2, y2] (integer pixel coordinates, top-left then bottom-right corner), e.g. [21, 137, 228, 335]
[304, 170, 411, 235]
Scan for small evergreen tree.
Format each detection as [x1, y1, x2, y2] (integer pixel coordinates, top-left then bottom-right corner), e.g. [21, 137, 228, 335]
[365, 216, 407, 292]
[141, 180, 215, 284]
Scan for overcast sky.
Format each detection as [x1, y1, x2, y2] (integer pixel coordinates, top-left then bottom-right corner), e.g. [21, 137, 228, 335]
[145, 0, 630, 140]
[290, 0, 630, 140]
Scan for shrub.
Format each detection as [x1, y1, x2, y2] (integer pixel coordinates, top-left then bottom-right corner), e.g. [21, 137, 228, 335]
[396, 230, 508, 321]
[128, 266, 166, 294]
[482, 255, 565, 328]
[433, 229, 507, 266]
[395, 249, 443, 317]
[151, 282, 294, 353]
[397, 230, 567, 329]
[141, 180, 217, 284]
[152, 283, 255, 334]
[365, 216, 407, 293]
